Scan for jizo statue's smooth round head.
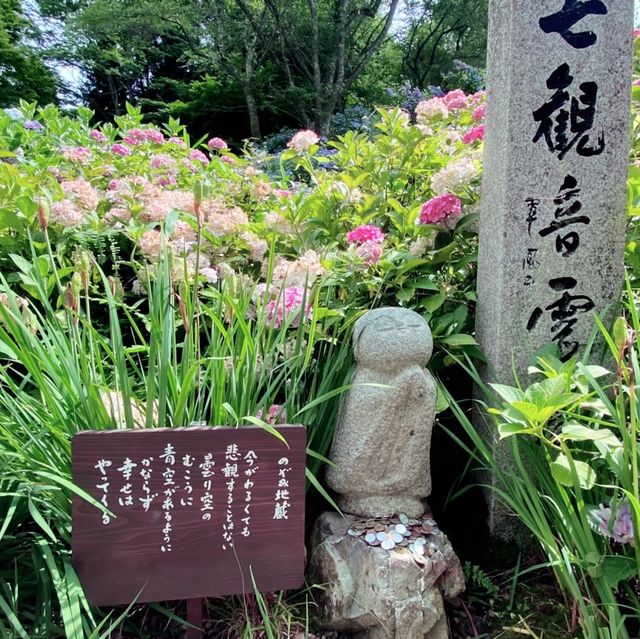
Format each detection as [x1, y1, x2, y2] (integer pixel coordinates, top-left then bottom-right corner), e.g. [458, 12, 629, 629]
[353, 307, 433, 369]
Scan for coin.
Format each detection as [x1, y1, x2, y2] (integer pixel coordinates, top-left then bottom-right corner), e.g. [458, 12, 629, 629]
[348, 529, 358, 537]
[412, 553, 427, 566]
[353, 522, 366, 530]
[421, 525, 433, 534]
[399, 513, 409, 524]
[381, 539, 395, 551]
[392, 532, 404, 544]
[376, 532, 387, 542]
[365, 533, 377, 544]
[375, 524, 385, 532]
[394, 524, 407, 535]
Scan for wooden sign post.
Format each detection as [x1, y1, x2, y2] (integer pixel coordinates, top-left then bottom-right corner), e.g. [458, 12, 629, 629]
[72, 425, 306, 634]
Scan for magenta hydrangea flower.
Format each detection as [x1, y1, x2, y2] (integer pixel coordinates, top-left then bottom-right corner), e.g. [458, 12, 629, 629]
[89, 129, 107, 142]
[167, 136, 186, 147]
[419, 194, 462, 229]
[346, 224, 385, 245]
[266, 286, 313, 328]
[462, 124, 485, 145]
[220, 155, 236, 165]
[207, 137, 228, 151]
[472, 104, 486, 121]
[111, 143, 132, 157]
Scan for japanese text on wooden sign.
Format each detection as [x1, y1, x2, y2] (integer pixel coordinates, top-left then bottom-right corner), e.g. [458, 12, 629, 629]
[72, 425, 306, 606]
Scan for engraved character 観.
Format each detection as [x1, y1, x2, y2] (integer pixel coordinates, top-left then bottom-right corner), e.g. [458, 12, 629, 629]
[533, 63, 605, 159]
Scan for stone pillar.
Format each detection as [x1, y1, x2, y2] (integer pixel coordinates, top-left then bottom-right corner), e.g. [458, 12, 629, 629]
[476, 0, 634, 534]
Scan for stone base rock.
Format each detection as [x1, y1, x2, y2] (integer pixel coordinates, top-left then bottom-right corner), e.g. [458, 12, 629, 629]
[310, 512, 464, 639]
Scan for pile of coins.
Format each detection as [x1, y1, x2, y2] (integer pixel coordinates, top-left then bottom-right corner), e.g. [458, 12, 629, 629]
[347, 513, 440, 567]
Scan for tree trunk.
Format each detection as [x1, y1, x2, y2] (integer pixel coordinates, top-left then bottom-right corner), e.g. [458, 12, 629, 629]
[243, 85, 261, 139]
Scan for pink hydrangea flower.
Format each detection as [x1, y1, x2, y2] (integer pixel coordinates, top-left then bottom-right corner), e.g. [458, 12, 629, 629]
[61, 146, 92, 164]
[157, 174, 178, 187]
[111, 143, 132, 157]
[220, 155, 236, 165]
[346, 224, 385, 245]
[167, 136, 186, 147]
[415, 98, 449, 121]
[356, 241, 383, 266]
[143, 129, 165, 144]
[150, 153, 176, 169]
[189, 149, 210, 165]
[89, 129, 107, 142]
[274, 189, 293, 198]
[207, 137, 228, 151]
[266, 286, 313, 328]
[108, 179, 119, 190]
[442, 89, 468, 110]
[419, 194, 462, 229]
[256, 404, 287, 425]
[287, 130, 319, 153]
[127, 128, 146, 141]
[462, 124, 485, 145]
[635, 28, 640, 39]
[472, 104, 486, 121]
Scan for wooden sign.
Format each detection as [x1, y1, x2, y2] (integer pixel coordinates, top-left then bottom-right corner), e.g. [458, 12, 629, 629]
[72, 425, 306, 607]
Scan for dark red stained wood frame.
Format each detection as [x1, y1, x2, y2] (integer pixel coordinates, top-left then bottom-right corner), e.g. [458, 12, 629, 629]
[72, 425, 306, 607]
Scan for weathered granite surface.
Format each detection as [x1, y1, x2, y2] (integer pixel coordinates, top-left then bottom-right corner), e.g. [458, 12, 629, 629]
[310, 512, 464, 639]
[475, 0, 634, 537]
[326, 307, 436, 519]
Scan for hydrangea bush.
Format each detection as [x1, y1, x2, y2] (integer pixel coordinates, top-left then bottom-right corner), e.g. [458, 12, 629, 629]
[0, 91, 487, 364]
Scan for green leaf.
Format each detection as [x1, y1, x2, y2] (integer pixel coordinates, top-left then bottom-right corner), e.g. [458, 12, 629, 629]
[441, 334, 477, 347]
[396, 288, 415, 303]
[498, 423, 536, 439]
[560, 423, 622, 447]
[601, 556, 638, 589]
[410, 277, 439, 291]
[550, 454, 596, 490]
[424, 293, 445, 313]
[490, 384, 525, 404]
[28, 497, 57, 542]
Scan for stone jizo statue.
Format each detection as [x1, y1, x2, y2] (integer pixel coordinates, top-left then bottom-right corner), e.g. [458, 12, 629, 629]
[326, 307, 436, 518]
